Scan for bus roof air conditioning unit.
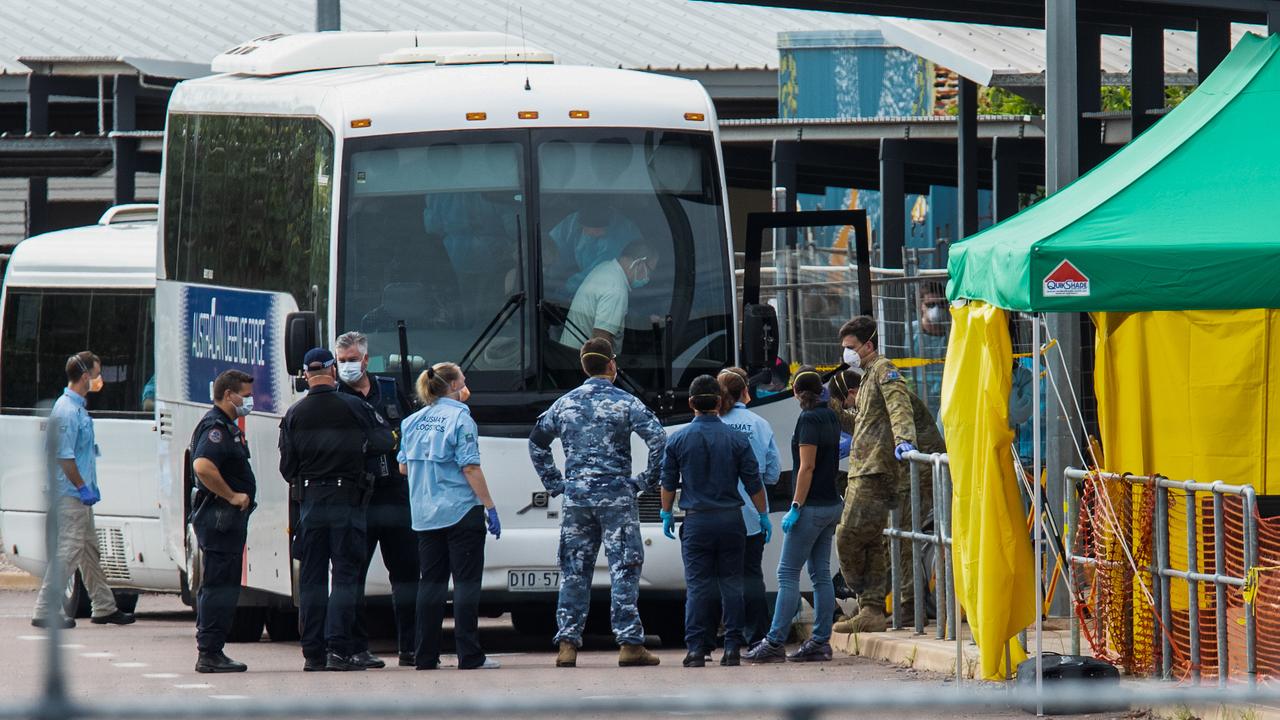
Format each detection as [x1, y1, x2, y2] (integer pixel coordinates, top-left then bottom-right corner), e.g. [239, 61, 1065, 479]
[212, 31, 550, 76]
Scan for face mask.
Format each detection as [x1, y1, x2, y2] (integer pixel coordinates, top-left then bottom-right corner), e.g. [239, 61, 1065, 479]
[235, 395, 254, 417]
[459, 385, 471, 402]
[843, 347, 861, 370]
[337, 361, 364, 384]
[926, 306, 949, 324]
[628, 258, 651, 290]
[88, 376, 104, 393]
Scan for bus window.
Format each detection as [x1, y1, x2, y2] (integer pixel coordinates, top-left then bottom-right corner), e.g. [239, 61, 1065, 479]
[164, 114, 334, 319]
[0, 289, 155, 417]
[536, 129, 731, 392]
[338, 135, 531, 394]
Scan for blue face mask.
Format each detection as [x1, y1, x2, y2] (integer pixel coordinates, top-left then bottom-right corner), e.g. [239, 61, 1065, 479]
[628, 257, 651, 290]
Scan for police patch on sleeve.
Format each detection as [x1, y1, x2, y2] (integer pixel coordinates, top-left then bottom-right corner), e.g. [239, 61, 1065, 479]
[207, 428, 224, 444]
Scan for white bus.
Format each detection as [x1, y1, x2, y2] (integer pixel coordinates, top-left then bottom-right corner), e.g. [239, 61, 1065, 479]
[155, 31, 809, 640]
[0, 205, 181, 617]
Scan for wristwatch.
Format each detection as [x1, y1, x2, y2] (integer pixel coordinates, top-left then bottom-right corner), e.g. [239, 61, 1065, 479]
[790, 502, 802, 511]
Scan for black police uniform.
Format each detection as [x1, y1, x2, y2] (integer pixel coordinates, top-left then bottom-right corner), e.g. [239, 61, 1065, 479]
[338, 374, 418, 659]
[278, 384, 395, 666]
[189, 406, 256, 656]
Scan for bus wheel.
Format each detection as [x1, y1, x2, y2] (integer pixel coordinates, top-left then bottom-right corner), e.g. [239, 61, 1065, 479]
[226, 606, 266, 643]
[62, 571, 92, 619]
[113, 591, 139, 614]
[183, 524, 203, 599]
[265, 608, 300, 642]
[510, 606, 557, 637]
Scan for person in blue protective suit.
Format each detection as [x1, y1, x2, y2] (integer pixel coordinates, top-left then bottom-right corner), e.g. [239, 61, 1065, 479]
[190, 370, 257, 673]
[745, 368, 842, 664]
[547, 205, 641, 300]
[660, 374, 768, 668]
[716, 367, 781, 646]
[334, 331, 418, 669]
[32, 351, 135, 630]
[528, 337, 666, 669]
[398, 361, 501, 671]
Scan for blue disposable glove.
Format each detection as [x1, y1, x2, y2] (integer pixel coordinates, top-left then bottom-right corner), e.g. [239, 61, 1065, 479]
[660, 509, 676, 539]
[894, 441, 917, 461]
[758, 512, 773, 544]
[89, 486, 102, 504]
[781, 504, 800, 534]
[485, 507, 501, 539]
[76, 485, 97, 506]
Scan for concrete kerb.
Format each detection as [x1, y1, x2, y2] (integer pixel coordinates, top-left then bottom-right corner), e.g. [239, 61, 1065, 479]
[0, 571, 39, 590]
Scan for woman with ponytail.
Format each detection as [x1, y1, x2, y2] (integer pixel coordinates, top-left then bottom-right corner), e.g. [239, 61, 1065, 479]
[716, 367, 781, 646]
[397, 362, 500, 671]
[744, 366, 842, 664]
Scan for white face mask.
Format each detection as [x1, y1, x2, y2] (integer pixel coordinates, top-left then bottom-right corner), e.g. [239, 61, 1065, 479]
[337, 361, 364, 384]
[925, 305, 949, 324]
[235, 395, 253, 417]
[843, 347, 861, 370]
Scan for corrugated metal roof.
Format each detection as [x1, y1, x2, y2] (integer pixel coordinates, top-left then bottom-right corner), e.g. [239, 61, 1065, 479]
[0, 0, 925, 73]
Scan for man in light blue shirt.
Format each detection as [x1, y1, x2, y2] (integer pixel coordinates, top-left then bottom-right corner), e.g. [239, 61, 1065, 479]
[32, 351, 134, 628]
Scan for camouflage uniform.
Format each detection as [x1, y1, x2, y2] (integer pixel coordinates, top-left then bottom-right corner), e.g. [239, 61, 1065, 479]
[528, 377, 666, 647]
[835, 356, 916, 612]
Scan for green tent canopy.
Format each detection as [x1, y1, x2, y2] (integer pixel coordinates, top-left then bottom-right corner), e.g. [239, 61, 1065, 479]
[947, 32, 1280, 313]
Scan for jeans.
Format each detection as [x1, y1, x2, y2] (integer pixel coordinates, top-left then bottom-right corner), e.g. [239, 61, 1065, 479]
[680, 509, 747, 654]
[416, 505, 486, 669]
[764, 502, 841, 645]
[352, 479, 419, 655]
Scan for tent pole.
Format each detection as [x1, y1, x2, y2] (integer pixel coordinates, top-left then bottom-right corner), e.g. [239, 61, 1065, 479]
[1033, 313, 1044, 714]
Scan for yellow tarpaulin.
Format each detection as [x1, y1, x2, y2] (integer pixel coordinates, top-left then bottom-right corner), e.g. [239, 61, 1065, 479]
[941, 301, 1037, 680]
[1094, 309, 1280, 496]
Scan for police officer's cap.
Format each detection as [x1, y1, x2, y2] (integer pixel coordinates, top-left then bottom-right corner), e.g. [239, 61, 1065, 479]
[302, 347, 335, 372]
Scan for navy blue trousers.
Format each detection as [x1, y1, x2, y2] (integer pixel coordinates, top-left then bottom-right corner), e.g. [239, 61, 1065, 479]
[681, 509, 747, 654]
[297, 483, 367, 660]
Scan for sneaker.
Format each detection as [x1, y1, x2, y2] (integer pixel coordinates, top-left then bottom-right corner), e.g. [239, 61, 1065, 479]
[398, 652, 416, 667]
[744, 639, 786, 664]
[90, 610, 135, 625]
[556, 641, 578, 668]
[469, 657, 501, 670]
[31, 616, 75, 629]
[350, 650, 386, 669]
[786, 638, 832, 663]
[617, 644, 661, 667]
[324, 651, 367, 671]
[720, 647, 741, 667]
[682, 651, 706, 668]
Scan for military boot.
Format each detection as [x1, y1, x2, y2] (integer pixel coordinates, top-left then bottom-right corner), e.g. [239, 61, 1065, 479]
[618, 644, 661, 667]
[556, 641, 578, 668]
[845, 606, 888, 633]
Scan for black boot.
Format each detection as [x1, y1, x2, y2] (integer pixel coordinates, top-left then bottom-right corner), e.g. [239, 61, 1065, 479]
[720, 647, 741, 666]
[398, 652, 416, 667]
[195, 651, 248, 673]
[682, 651, 706, 668]
[350, 650, 386, 669]
[325, 651, 367, 671]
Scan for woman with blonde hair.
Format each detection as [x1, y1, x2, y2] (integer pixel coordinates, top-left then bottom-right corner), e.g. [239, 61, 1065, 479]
[398, 362, 500, 670]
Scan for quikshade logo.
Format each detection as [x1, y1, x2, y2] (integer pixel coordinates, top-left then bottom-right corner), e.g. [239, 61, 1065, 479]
[1042, 260, 1090, 298]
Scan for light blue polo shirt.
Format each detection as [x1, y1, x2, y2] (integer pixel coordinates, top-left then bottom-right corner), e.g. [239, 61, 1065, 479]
[398, 397, 482, 531]
[50, 388, 97, 498]
[720, 403, 781, 536]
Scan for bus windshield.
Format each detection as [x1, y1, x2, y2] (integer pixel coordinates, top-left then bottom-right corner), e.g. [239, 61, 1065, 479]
[338, 128, 732, 422]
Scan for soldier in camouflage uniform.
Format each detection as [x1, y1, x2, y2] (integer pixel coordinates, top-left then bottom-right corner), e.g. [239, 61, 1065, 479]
[528, 337, 666, 668]
[832, 316, 917, 633]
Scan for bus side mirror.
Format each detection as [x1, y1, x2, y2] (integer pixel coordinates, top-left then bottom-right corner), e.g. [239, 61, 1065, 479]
[741, 303, 778, 371]
[284, 311, 317, 375]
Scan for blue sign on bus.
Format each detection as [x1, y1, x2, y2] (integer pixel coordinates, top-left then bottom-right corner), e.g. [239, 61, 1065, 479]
[182, 285, 279, 413]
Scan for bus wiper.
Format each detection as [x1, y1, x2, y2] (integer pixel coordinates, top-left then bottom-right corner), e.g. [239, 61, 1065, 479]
[537, 300, 647, 399]
[459, 292, 526, 374]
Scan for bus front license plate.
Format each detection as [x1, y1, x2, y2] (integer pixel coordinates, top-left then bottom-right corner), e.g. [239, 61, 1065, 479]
[508, 569, 560, 592]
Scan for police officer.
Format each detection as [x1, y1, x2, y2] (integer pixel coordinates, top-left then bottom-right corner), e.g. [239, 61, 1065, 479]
[334, 331, 417, 668]
[659, 374, 767, 668]
[833, 317, 917, 633]
[279, 348, 396, 672]
[528, 337, 666, 669]
[190, 369, 257, 673]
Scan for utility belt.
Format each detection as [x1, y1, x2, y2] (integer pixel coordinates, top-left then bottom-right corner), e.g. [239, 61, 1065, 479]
[295, 474, 373, 506]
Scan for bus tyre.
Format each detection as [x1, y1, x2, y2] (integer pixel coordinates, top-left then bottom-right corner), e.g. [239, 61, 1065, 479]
[113, 591, 139, 615]
[183, 523, 202, 599]
[226, 606, 266, 643]
[62, 571, 92, 619]
[265, 608, 301, 642]
[510, 606, 557, 637]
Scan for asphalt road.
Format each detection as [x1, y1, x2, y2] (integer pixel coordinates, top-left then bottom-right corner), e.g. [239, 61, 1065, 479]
[0, 589, 1139, 720]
